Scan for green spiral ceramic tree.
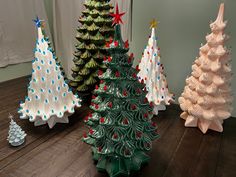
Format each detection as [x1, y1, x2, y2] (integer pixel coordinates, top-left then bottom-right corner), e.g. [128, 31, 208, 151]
[83, 5, 159, 177]
[70, 0, 114, 98]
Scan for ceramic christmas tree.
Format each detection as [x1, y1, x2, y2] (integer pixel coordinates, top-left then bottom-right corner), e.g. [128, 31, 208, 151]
[83, 5, 159, 177]
[7, 114, 27, 146]
[18, 17, 81, 129]
[178, 3, 233, 134]
[69, 0, 114, 100]
[137, 20, 174, 115]
[41, 21, 66, 77]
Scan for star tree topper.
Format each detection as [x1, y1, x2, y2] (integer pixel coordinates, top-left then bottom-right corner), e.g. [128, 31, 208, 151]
[33, 16, 43, 28]
[110, 4, 125, 25]
[150, 19, 158, 29]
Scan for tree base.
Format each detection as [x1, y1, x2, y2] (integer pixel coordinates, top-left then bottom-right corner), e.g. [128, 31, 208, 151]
[9, 138, 25, 147]
[91, 148, 150, 177]
[34, 115, 69, 129]
[182, 112, 224, 134]
[153, 104, 166, 115]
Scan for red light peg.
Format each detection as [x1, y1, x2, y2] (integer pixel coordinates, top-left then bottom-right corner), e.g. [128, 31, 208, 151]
[89, 113, 93, 117]
[98, 70, 103, 76]
[124, 40, 129, 48]
[115, 71, 120, 77]
[103, 56, 107, 61]
[92, 95, 97, 99]
[152, 122, 157, 127]
[95, 85, 99, 90]
[136, 131, 142, 138]
[98, 146, 102, 152]
[100, 117, 105, 123]
[113, 133, 118, 139]
[141, 79, 144, 84]
[106, 42, 110, 48]
[135, 65, 140, 71]
[100, 80, 104, 84]
[136, 88, 142, 94]
[108, 56, 112, 62]
[123, 90, 128, 96]
[114, 41, 119, 47]
[104, 85, 107, 91]
[109, 37, 113, 44]
[84, 116, 89, 122]
[131, 104, 137, 110]
[123, 118, 129, 124]
[144, 113, 148, 118]
[130, 53, 134, 58]
[89, 129, 94, 135]
[108, 102, 113, 108]
[95, 104, 99, 109]
[150, 102, 154, 107]
[132, 73, 137, 79]
[144, 98, 148, 103]
[83, 132, 88, 138]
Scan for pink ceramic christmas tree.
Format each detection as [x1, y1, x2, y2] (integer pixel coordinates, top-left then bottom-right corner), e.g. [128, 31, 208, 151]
[178, 3, 233, 134]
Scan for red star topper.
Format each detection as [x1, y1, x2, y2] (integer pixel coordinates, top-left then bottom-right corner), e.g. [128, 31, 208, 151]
[110, 4, 125, 25]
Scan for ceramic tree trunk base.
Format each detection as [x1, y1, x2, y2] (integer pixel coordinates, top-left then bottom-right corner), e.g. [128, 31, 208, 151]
[153, 104, 166, 115]
[33, 115, 69, 128]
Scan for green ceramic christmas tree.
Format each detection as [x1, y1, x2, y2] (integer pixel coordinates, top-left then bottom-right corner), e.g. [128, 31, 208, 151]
[70, 0, 114, 99]
[83, 5, 159, 177]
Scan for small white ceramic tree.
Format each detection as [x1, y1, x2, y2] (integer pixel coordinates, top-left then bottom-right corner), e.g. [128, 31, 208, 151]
[178, 3, 233, 133]
[137, 20, 174, 115]
[18, 17, 81, 128]
[7, 114, 27, 146]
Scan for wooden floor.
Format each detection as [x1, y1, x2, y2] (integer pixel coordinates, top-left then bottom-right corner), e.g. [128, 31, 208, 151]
[0, 76, 235, 177]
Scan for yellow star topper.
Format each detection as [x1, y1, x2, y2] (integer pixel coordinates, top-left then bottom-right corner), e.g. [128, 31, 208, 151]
[150, 19, 158, 29]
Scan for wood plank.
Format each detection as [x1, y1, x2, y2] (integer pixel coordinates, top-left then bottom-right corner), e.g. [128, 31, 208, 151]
[134, 107, 186, 177]
[0, 108, 89, 176]
[189, 131, 222, 177]
[163, 128, 204, 177]
[58, 105, 186, 177]
[215, 118, 236, 177]
[0, 76, 235, 177]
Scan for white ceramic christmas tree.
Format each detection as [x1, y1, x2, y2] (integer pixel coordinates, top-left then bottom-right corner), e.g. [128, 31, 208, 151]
[178, 3, 233, 133]
[137, 20, 174, 115]
[18, 17, 81, 128]
[7, 114, 27, 146]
